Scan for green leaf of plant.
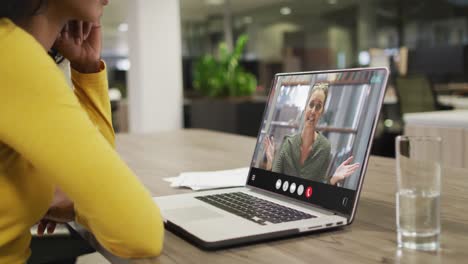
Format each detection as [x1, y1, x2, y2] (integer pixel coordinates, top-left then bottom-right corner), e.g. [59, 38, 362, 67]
[192, 34, 256, 97]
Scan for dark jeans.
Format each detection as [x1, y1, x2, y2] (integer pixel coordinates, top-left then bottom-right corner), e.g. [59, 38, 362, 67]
[28, 225, 95, 264]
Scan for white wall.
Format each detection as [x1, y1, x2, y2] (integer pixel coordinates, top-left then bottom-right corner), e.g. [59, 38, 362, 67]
[128, 0, 183, 133]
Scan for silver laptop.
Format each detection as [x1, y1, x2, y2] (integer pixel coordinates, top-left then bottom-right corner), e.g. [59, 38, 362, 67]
[154, 68, 389, 249]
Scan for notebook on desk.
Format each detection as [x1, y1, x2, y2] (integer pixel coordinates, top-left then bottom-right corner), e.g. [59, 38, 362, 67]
[154, 68, 389, 249]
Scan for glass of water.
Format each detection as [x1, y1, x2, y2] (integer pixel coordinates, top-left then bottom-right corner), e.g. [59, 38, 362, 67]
[395, 135, 442, 251]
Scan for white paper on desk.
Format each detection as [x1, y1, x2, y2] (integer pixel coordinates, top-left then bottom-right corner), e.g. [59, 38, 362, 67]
[163, 167, 249, 191]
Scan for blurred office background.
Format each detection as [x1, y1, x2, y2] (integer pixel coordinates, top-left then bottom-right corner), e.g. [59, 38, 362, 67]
[100, 0, 468, 159]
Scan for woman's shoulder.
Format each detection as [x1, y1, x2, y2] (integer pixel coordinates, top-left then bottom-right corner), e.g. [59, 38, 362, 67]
[0, 18, 15, 35]
[0, 19, 67, 98]
[274, 134, 294, 151]
[282, 133, 301, 145]
[0, 18, 57, 75]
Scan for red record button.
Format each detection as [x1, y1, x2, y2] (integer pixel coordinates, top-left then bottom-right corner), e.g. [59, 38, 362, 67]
[305, 186, 313, 198]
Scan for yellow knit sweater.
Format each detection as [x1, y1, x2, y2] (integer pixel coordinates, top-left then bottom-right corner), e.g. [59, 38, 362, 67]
[0, 18, 163, 263]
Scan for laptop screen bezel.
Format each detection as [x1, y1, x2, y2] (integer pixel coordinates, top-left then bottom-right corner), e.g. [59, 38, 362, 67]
[245, 67, 390, 222]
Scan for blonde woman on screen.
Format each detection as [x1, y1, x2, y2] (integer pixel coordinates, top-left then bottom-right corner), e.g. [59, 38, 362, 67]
[264, 83, 360, 186]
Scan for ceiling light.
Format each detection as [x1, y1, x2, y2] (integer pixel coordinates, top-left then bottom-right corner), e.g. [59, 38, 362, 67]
[328, 0, 338, 4]
[358, 51, 370, 66]
[118, 23, 128, 32]
[205, 0, 225, 5]
[280, 7, 292, 15]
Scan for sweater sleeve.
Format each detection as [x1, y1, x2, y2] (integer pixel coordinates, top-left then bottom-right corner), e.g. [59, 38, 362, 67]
[0, 38, 163, 258]
[71, 61, 115, 147]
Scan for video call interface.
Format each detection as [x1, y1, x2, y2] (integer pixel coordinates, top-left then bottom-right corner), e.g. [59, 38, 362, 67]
[249, 69, 387, 201]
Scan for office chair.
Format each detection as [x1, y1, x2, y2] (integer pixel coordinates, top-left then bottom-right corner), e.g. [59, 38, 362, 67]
[371, 75, 452, 157]
[395, 75, 453, 114]
[28, 224, 95, 264]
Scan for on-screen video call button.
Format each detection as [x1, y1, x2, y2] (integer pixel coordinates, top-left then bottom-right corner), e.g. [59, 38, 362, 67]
[297, 185, 304, 196]
[305, 186, 313, 198]
[282, 181, 289, 192]
[289, 182, 296, 194]
[275, 179, 282, 190]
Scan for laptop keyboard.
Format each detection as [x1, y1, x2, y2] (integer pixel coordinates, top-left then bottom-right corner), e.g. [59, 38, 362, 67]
[195, 192, 315, 226]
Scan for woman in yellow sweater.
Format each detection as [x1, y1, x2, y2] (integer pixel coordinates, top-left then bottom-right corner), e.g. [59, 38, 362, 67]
[0, 0, 164, 263]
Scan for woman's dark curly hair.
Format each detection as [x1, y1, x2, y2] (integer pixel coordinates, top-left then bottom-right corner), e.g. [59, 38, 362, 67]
[1, 0, 64, 64]
[0, 0, 46, 24]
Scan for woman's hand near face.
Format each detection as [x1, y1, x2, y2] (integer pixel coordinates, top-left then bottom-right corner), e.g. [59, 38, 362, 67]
[330, 156, 360, 186]
[263, 135, 275, 170]
[54, 20, 102, 73]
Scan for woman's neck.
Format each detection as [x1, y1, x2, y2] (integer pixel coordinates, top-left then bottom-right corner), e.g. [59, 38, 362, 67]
[16, 12, 66, 51]
[300, 127, 317, 165]
[301, 126, 316, 150]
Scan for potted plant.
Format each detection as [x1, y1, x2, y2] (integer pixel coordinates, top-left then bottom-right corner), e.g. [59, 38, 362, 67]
[193, 35, 257, 97]
[188, 35, 265, 136]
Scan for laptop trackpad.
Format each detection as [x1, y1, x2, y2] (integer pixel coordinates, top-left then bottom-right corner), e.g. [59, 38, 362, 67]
[165, 206, 224, 222]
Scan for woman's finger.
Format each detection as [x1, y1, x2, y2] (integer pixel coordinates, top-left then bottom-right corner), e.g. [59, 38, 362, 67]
[37, 222, 45, 236]
[347, 165, 360, 173]
[343, 156, 353, 165]
[37, 219, 49, 236]
[85, 22, 102, 50]
[70, 20, 83, 45]
[62, 22, 70, 41]
[46, 222, 57, 234]
[343, 167, 357, 174]
[76, 21, 83, 45]
[83, 22, 93, 40]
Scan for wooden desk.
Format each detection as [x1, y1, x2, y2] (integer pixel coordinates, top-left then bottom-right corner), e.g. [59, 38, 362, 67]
[434, 83, 468, 95]
[76, 129, 468, 264]
[438, 95, 468, 110]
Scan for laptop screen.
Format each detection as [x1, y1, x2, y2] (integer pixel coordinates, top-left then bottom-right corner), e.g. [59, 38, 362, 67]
[247, 68, 389, 216]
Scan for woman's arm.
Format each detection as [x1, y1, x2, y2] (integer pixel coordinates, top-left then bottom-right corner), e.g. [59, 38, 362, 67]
[38, 21, 115, 235]
[38, 66, 113, 235]
[71, 63, 115, 146]
[55, 21, 115, 147]
[0, 46, 163, 258]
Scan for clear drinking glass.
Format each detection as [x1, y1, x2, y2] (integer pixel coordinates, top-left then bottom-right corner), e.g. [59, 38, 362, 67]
[395, 136, 442, 251]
